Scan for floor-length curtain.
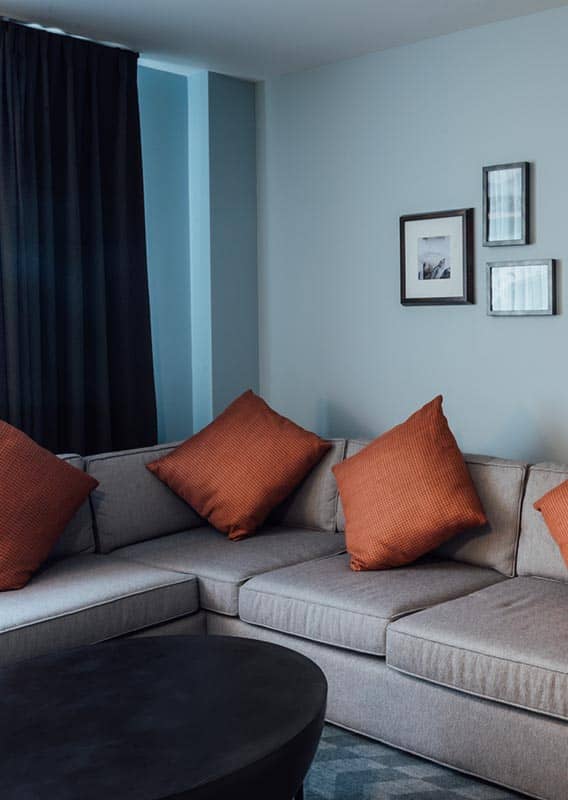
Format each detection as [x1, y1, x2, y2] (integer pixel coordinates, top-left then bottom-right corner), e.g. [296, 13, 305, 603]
[0, 21, 157, 454]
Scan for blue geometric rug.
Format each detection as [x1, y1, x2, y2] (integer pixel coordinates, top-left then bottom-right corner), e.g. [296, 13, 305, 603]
[305, 725, 525, 799]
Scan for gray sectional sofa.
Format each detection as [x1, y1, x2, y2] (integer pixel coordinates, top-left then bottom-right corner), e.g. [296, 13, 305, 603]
[3, 438, 568, 800]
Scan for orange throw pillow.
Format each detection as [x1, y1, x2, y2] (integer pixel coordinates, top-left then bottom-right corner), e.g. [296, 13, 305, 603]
[147, 390, 331, 540]
[534, 481, 568, 568]
[332, 396, 487, 571]
[0, 421, 99, 590]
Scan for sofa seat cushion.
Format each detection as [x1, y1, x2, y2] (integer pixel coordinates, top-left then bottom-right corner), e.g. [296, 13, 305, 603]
[239, 554, 504, 656]
[113, 526, 346, 616]
[0, 555, 198, 666]
[387, 577, 568, 721]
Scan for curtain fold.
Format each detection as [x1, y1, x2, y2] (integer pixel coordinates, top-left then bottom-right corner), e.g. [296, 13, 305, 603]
[0, 21, 157, 454]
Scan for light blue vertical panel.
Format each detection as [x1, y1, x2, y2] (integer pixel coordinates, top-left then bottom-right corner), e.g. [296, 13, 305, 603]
[138, 65, 192, 443]
[188, 71, 213, 431]
[208, 73, 259, 415]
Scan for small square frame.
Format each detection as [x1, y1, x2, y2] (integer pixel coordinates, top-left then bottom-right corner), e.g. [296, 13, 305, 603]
[487, 259, 556, 316]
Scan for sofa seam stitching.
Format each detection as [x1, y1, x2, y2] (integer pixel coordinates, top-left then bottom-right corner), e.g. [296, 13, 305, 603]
[113, 550, 345, 586]
[113, 553, 242, 584]
[387, 627, 568, 677]
[387, 662, 567, 721]
[241, 585, 407, 624]
[241, 572, 500, 624]
[237, 615, 385, 657]
[3, 576, 197, 634]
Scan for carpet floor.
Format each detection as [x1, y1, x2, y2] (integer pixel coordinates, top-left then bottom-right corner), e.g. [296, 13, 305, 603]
[305, 725, 526, 799]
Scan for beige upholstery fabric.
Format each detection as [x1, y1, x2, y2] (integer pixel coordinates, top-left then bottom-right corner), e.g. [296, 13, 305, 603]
[49, 455, 96, 560]
[113, 525, 346, 616]
[0, 555, 198, 666]
[517, 463, 568, 582]
[336, 439, 366, 531]
[268, 439, 346, 531]
[434, 454, 527, 575]
[87, 443, 202, 553]
[387, 577, 568, 720]
[129, 611, 207, 637]
[208, 613, 567, 800]
[239, 554, 503, 655]
[336, 443, 526, 576]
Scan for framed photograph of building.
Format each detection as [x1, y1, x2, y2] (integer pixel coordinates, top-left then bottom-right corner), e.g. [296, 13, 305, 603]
[487, 259, 556, 316]
[483, 162, 530, 246]
[400, 208, 474, 305]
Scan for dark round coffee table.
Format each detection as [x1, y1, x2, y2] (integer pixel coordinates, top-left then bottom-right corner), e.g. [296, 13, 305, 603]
[0, 635, 327, 800]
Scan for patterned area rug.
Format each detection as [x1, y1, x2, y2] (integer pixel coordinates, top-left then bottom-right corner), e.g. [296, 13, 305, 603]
[305, 725, 525, 799]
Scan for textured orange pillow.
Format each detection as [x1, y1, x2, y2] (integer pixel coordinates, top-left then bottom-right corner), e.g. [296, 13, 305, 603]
[534, 481, 568, 568]
[0, 421, 99, 590]
[332, 396, 487, 571]
[147, 390, 331, 540]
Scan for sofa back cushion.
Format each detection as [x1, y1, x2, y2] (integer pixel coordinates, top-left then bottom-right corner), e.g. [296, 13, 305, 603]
[87, 444, 202, 553]
[49, 455, 96, 560]
[517, 463, 568, 582]
[434, 454, 527, 576]
[268, 439, 346, 531]
[336, 442, 526, 576]
[336, 440, 366, 532]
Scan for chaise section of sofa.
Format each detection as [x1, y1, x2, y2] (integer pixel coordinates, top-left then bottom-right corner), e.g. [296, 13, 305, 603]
[0, 452, 204, 667]
[0, 554, 199, 666]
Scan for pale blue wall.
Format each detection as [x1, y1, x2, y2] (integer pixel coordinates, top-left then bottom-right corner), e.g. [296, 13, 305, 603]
[139, 66, 193, 442]
[257, 7, 568, 463]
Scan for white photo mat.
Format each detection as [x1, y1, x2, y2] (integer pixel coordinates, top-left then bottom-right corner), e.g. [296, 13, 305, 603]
[404, 215, 464, 300]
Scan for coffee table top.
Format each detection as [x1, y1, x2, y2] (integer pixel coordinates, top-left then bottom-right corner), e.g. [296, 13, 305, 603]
[1, 635, 327, 800]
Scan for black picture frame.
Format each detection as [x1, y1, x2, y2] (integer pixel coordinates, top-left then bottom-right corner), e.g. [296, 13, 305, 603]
[487, 259, 556, 316]
[483, 162, 530, 247]
[400, 208, 474, 306]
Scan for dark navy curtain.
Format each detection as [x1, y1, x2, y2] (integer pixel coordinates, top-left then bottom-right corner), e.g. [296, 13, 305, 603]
[0, 21, 157, 455]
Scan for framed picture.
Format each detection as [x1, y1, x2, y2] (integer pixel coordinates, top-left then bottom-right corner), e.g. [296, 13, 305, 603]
[483, 162, 529, 246]
[487, 259, 556, 316]
[400, 208, 473, 306]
